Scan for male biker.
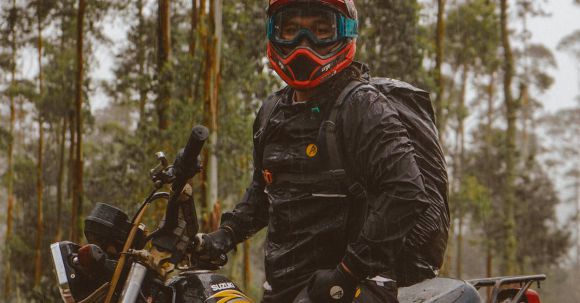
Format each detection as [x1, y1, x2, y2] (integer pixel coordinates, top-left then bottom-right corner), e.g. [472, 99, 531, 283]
[197, 1, 449, 302]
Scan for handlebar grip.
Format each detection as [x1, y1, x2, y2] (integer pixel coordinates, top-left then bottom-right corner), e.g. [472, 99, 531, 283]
[181, 126, 209, 171]
[172, 125, 209, 191]
[157, 125, 209, 238]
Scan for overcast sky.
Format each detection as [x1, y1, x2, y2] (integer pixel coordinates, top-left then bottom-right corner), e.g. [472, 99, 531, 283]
[527, 0, 580, 112]
[86, 1, 580, 113]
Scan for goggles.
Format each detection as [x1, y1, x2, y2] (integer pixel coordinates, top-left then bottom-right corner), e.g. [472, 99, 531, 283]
[267, 6, 358, 48]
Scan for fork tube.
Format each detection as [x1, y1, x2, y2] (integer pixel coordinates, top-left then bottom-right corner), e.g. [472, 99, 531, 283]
[119, 262, 148, 303]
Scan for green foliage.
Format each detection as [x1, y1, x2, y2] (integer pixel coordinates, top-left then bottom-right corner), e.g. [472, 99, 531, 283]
[463, 125, 571, 272]
[515, 163, 571, 272]
[454, 176, 492, 224]
[445, 0, 500, 73]
[357, 0, 425, 84]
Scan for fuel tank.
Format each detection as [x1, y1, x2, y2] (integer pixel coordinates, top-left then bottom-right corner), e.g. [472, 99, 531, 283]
[166, 270, 252, 303]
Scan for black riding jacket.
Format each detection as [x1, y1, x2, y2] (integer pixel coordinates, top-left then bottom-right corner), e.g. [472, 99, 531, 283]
[221, 63, 448, 300]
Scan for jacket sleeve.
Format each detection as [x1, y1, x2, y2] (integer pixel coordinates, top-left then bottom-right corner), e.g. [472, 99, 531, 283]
[220, 108, 269, 244]
[338, 87, 431, 279]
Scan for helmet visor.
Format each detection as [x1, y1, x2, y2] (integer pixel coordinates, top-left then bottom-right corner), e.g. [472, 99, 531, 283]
[271, 7, 339, 47]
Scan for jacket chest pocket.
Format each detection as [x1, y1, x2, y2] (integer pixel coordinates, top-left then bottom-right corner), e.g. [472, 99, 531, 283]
[267, 194, 350, 247]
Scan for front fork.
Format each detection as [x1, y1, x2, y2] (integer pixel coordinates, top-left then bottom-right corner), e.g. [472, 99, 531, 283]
[119, 262, 148, 303]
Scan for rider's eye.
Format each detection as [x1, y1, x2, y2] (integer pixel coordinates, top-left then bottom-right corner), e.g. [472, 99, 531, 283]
[282, 24, 299, 39]
[314, 22, 334, 39]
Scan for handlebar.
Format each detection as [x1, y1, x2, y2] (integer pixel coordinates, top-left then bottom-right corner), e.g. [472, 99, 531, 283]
[149, 125, 209, 240]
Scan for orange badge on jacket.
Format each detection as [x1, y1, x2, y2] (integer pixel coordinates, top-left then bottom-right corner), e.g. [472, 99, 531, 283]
[306, 144, 318, 157]
[263, 170, 274, 185]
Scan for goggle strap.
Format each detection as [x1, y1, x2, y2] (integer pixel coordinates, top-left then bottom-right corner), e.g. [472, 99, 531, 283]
[342, 18, 358, 38]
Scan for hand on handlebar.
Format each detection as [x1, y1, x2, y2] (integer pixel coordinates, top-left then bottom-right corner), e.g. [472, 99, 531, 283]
[306, 264, 359, 303]
[193, 228, 235, 267]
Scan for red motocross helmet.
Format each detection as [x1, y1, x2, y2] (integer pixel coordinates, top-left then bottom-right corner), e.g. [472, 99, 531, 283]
[267, 0, 358, 90]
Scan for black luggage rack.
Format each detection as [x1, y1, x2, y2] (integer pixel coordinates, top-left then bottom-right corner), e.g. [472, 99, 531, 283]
[468, 274, 546, 303]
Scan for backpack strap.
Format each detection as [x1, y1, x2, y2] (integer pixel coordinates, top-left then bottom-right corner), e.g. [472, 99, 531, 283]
[319, 80, 372, 200]
[321, 80, 366, 169]
[254, 92, 284, 154]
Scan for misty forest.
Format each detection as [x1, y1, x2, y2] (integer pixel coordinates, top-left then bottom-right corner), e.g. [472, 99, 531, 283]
[0, 0, 579, 302]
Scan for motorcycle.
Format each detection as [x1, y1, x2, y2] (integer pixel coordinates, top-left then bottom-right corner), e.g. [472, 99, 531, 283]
[50, 125, 546, 303]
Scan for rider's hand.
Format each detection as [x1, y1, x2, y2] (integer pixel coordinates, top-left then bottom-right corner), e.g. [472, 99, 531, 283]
[306, 263, 359, 303]
[194, 227, 235, 267]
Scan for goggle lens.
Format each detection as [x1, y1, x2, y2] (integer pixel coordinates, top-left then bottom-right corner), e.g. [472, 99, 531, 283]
[273, 8, 338, 46]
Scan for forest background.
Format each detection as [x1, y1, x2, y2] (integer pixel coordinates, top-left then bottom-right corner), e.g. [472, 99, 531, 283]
[0, 0, 579, 302]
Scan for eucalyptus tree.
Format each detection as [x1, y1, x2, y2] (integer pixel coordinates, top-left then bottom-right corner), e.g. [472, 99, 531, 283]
[500, 0, 518, 276]
[0, 0, 27, 297]
[444, 0, 499, 278]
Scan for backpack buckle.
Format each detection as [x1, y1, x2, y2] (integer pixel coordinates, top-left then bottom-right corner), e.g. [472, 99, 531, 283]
[348, 182, 366, 200]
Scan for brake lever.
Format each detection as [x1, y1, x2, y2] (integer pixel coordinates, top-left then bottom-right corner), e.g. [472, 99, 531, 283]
[150, 152, 176, 188]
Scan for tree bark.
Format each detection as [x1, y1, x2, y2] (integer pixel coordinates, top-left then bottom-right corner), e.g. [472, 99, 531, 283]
[203, 0, 222, 211]
[486, 244, 493, 300]
[485, 72, 495, 286]
[519, 83, 531, 162]
[34, 8, 45, 286]
[67, 109, 76, 201]
[500, 0, 518, 275]
[572, 170, 580, 266]
[193, 0, 206, 105]
[200, 0, 211, 210]
[156, 0, 172, 131]
[188, 0, 198, 104]
[72, 0, 86, 243]
[435, 0, 446, 143]
[55, 117, 67, 241]
[190, 0, 198, 57]
[137, 0, 147, 121]
[454, 64, 468, 279]
[4, 0, 17, 297]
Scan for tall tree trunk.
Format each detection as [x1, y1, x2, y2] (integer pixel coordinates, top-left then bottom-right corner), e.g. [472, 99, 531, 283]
[34, 10, 45, 286]
[435, 0, 446, 143]
[188, 0, 198, 104]
[500, 0, 518, 275]
[72, 0, 86, 243]
[137, 0, 147, 121]
[486, 244, 493, 300]
[454, 64, 468, 279]
[55, 117, 67, 241]
[193, 0, 206, 106]
[204, 0, 222, 211]
[4, 0, 17, 297]
[157, 0, 172, 131]
[519, 83, 531, 163]
[34, 118, 45, 287]
[200, 0, 211, 211]
[190, 0, 198, 57]
[485, 72, 495, 283]
[67, 109, 76, 201]
[574, 172, 580, 266]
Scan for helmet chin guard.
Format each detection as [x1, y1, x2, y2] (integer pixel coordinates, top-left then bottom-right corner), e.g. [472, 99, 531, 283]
[267, 41, 356, 90]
